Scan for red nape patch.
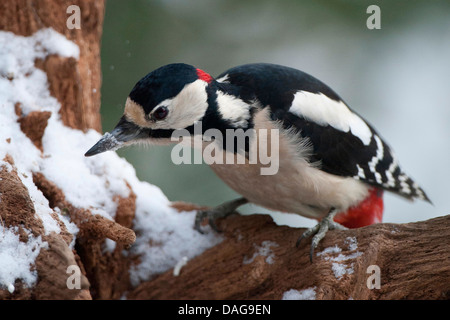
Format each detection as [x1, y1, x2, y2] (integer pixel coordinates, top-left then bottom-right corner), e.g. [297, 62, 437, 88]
[196, 68, 213, 83]
[334, 188, 384, 229]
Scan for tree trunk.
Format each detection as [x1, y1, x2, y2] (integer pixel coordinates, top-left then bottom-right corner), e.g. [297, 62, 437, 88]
[1, 0, 448, 301]
[0, 0, 105, 299]
[0, 0, 104, 132]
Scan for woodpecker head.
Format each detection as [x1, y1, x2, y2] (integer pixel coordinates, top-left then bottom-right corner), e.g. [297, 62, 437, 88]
[85, 63, 215, 157]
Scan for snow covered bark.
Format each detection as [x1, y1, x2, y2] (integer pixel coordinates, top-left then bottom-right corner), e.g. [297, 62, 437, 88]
[0, 0, 103, 299]
[0, 0, 103, 132]
[0, 0, 219, 299]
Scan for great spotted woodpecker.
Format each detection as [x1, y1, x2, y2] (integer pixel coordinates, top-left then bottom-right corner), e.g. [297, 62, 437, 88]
[85, 63, 430, 259]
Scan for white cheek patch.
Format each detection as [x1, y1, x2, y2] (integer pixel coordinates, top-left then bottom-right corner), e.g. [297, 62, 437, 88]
[289, 91, 372, 146]
[216, 91, 251, 128]
[151, 79, 209, 129]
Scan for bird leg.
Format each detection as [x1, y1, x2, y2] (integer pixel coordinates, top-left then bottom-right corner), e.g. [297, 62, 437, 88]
[194, 197, 248, 234]
[296, 208, 347, 262]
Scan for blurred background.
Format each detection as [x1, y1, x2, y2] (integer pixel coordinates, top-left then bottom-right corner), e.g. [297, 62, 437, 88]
[100, 0, 450, 228]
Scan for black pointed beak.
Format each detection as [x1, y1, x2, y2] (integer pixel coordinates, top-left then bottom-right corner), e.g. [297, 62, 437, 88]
[84, 116, 146, 157]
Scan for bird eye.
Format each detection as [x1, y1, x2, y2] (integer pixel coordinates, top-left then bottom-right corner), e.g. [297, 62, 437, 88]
[152, 106, 169, 121]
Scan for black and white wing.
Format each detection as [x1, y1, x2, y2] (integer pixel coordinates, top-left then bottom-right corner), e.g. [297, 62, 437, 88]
[217, 63, 430, 202]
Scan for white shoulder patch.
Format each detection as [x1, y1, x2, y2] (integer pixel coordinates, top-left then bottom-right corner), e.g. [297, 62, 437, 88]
[289, 91, 372, 146]
[216, 74, 229, 83]
[216, 91, 251, 128]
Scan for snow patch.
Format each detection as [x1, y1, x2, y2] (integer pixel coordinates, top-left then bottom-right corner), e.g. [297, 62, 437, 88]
[317, 236, 363, 280]
[0, 226, 48, 290]
[282, 287, 316, 300]
[243, 240, 279, 265]
[345, 236, 358, 251]
[129, 204, 222, 286]
[0, 28, 78, 115]
[0, 28, 81, 241]
[173, 256, 188, 276]
[55, 207, 79, 249]
[32, 28, 80, 59]
[103, 238, 117, 253]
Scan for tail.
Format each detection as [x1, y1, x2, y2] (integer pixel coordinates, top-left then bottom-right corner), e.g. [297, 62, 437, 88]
[334, 172, 431, 229]
[388, 172, 432, 204]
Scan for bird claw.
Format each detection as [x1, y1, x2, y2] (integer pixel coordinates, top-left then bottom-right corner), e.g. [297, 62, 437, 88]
[296, 209, 347, 262]
[194, 197, 248, 234]
[194, 209, 221, 234]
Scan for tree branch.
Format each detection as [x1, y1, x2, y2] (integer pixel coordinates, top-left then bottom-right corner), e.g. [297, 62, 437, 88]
[128, 212, 450, 300]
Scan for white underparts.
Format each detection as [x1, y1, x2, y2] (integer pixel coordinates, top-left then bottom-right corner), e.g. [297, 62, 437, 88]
[208, 108, 370, 219]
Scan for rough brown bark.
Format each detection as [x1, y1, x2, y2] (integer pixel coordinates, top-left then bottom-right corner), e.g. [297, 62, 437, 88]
[127, 212, 450, 300]
[0, 158, 90, 300]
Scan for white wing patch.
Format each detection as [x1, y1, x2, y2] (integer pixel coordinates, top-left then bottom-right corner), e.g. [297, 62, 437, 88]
[289, 91, 372, 146]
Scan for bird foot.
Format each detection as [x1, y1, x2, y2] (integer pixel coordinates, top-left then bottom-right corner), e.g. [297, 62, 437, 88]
[296, 208, 347, 262]
[194, 197, 248, 234]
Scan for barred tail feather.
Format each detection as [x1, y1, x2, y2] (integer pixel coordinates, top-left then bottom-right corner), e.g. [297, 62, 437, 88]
[394, 173, 432, 204]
